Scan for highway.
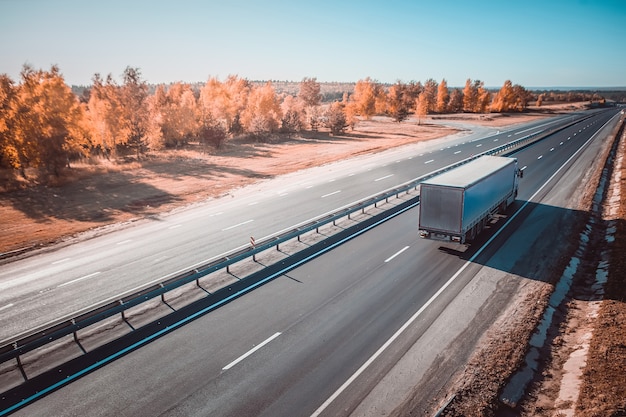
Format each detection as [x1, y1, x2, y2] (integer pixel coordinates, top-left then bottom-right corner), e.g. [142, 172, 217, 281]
[3, 107, 622, 416]
[0, 112, 596, 341]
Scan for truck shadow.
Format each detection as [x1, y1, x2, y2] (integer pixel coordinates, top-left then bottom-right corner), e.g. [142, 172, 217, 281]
[435, 199, 622, 303]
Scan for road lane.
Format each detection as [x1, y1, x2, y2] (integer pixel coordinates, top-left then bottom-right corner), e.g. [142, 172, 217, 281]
[0, 111, 613, 342]
[7, 108, 622, 417]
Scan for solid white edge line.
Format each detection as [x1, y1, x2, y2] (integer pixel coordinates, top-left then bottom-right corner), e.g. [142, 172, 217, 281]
[310, 113, 617, 417]
[384, 246, 409, 263]
[222, 332, 281, 371]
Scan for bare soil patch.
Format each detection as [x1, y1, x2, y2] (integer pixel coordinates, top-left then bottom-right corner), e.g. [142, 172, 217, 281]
[0, 118, 456, 255]
[0, 111, 566, 257]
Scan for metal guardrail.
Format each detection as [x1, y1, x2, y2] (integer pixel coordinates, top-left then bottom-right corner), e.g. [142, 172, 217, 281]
[0, 113, 593, 368]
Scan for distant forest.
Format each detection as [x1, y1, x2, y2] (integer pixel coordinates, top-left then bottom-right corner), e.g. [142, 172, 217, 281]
[1, 64, 622, 180]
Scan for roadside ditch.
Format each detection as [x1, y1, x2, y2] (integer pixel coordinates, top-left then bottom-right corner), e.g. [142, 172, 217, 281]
[427, 112, 625, 417]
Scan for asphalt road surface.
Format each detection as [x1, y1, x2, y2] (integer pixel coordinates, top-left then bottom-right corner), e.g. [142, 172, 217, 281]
[0, 112, 600, 341]
[4, 108, 622, 416]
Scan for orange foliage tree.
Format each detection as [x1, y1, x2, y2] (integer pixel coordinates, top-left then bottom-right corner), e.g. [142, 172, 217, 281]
[0, 74, 19, 170]
[241, 82, 282, 140]
[491, 80, 530, 112]
[420, 78, 438, 114]
[350, 77, 385, 119]
[151, 82, 198, 148]
[436, 79, 450, 113]
[87, 73, 128, 157]
[386, 82, 410, 122]
[4, 65, 87, 176]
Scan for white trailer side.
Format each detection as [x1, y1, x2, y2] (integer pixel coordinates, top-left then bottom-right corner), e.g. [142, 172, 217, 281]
[418, 155, 520, 243]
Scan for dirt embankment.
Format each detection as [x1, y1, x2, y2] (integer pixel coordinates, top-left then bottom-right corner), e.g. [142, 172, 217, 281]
[515, 113, 626, 416]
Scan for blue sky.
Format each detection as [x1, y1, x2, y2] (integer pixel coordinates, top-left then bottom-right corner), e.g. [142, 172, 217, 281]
[1, 0, 625, 88]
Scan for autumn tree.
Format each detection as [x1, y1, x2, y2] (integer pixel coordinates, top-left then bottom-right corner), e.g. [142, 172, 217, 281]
[324, 101, 348, 135]
[386, 82, 411, 122]
[512, 84, 530, 111]
[197, 115, 227, 149]
[350, 77, 384, 119]
[404, 81, 423, 109]
[415, 92, 429, 124]
[342, 92, 358, 130]
[491, 80, 529, 112]
[151, 82, 198, 148]
[87, 73, 127, 157]
[463, 79, 477, 112]
[280, 95, 303, 136]
[305, 105, 322, 131]
[241, 82, 282, 140]
[199, 75, 250, 138]
[436, 79, 450, 113]
[420, 78, 438, 114]
[536, 93, 544, 107]
[119, 67, 153, 156]
[490, 80, 515, 112]
[298, 77, 322, 107]
[0, 74, 18, 170]
[10, 65, 87, 176]
[476, 81, 491, 113]
[448, 88, 464, 113]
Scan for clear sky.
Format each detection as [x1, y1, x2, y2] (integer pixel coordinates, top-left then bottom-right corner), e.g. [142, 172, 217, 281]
[1, 0, 625, 88]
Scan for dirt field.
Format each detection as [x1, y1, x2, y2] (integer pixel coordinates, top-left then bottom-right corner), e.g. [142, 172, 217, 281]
[0, 111, 549, 256]
[4, 103, 624, 415]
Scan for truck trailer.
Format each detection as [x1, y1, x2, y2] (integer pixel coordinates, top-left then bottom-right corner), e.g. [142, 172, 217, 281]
[418, 155, 522, 244]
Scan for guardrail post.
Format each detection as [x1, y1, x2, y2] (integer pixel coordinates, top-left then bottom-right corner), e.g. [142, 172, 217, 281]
[121, 305, 134, 330]
[72, 319, 87, 354]
[14, 350, 28, 382]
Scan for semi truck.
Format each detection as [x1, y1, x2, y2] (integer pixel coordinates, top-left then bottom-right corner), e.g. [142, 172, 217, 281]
[418, 155, 522, 244]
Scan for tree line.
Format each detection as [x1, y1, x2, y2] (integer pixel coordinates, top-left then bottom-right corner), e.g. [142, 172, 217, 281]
[0, 64, 590, 178]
